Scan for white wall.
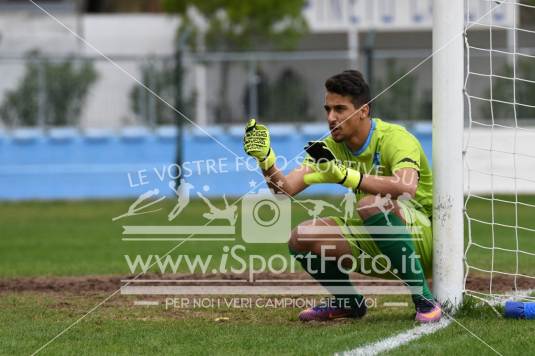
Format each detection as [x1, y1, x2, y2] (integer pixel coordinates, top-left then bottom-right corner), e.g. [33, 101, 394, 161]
[0, 14, 180, 129]
[304, 0, 514, 32]
[81, 15, 179, 57]
[80, 15, 180, 128]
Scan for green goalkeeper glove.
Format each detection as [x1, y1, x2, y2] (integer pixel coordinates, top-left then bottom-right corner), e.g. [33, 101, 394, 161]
[243, 119, 276, 170]
[303, 141, 363, 190]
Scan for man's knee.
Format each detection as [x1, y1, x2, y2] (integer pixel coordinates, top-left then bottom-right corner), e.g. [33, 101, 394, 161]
[288, 218, 350, 258]
[288, 219, 336, 254]
[288, 221, 313, 254]
[288, 225, 303, 253]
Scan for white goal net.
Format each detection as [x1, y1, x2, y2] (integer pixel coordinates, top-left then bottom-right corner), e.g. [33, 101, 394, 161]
[463, 0, 535, 305]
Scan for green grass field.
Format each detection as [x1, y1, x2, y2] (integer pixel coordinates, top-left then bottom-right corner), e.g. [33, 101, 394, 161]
[1, 196, 534, 355]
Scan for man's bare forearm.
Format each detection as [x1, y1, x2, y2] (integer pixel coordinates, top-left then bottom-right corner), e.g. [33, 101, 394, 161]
[262, 165, 293, 195]
[261, 165, 310, 197]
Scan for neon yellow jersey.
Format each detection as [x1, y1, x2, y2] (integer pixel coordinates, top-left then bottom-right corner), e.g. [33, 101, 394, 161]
[303, 118, 433, 217]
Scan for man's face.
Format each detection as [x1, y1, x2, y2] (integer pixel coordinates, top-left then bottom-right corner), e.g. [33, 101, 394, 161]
[324, 92, 368, 142]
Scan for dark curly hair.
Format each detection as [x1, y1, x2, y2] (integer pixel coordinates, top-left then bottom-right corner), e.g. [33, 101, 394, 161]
[325, 70, 371, 115]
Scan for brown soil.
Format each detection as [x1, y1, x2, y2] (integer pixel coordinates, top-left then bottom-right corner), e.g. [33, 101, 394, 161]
[0, 273, 533, 295]
[464, 274, 535, 294]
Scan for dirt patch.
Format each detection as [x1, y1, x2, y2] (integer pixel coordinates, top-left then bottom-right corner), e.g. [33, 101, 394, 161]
[0, 272, 313, 294]
[465, 274, 535, 294]
[0, 275, 124, 293]
[0, 272, 533, 295]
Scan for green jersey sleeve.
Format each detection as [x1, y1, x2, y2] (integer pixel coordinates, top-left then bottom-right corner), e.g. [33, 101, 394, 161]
[382, 129, 421, 173]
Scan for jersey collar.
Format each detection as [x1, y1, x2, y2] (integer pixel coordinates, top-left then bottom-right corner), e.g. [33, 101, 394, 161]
[352, 118, 376, 156]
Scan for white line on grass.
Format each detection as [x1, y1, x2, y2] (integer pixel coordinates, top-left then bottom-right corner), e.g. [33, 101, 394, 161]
[341, 318, 452, 356]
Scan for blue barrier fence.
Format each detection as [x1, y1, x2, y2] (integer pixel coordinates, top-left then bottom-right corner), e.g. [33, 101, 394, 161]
[0, 123, 432, 201]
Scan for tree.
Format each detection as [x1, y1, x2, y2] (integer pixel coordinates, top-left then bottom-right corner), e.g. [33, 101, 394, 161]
[480, 58, 535, 120]
[372, 59, 428, 120]
[130, 57, 195, 126]
[0, 51, 98, 127]
[162, 0, 308, 122]
[267, 68, 311, 122]
[521, 0, 535, 25]
[242, 67, 270, 120]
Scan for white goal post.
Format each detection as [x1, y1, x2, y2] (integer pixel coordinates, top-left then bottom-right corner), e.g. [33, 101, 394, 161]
[432, 0, 465, 308]
[434, 0, 535, 310]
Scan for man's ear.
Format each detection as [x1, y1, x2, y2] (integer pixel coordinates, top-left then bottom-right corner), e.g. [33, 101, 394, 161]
[359, 103, 369, 119]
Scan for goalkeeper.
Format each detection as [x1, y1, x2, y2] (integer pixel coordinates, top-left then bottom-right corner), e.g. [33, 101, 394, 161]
[243, 70, 441, 323]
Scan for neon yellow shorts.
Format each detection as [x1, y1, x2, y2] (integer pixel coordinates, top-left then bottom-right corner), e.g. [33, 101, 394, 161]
[330, 202, 433, 279]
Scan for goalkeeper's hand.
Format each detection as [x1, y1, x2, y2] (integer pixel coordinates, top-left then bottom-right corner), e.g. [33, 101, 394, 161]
[243, 119, 276, 170]
[303, 141, 362, 190]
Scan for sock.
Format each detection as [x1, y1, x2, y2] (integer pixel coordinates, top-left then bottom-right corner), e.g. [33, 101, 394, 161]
[289, 247, 364, 310]
[363, 212, 434, 306]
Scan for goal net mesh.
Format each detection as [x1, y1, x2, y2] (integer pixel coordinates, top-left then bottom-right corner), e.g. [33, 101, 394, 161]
[464, 0, 535, 305]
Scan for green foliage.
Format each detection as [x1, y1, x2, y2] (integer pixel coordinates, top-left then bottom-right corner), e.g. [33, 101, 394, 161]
[520, 0, 535, 25]
[267, 68, 310, 122]
[162, 0, 308, 122]
[0, 51, 98, 127]
[242, 68, 271, 120]
[241, 67, 311, 123]
[162, 0, 308, 51]
[130, 58, 194, 126]
[373, 60, 430, 120]
[479, 58, 535, 120]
